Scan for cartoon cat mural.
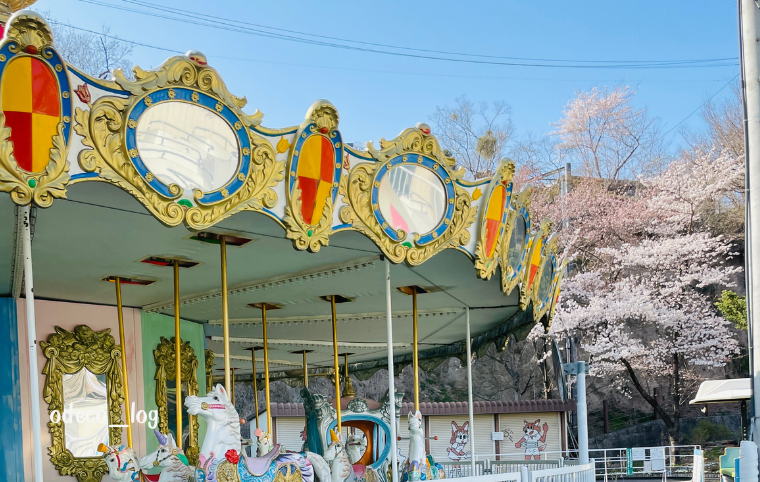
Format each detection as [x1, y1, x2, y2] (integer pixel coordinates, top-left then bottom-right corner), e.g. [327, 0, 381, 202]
[514, 420, 549, 460]
[445, 421, 469, 462]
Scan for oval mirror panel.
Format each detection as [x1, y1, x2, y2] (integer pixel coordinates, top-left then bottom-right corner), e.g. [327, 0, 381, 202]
[378, 164, 446, 236]
[538, 261, 554, 302]
[136, 102, 239, 195]
[506, 216, 526, 275]
[2, 56, 60, 174]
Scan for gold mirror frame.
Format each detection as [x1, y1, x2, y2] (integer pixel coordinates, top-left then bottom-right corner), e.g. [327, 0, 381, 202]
[500, 187, 532, 296]
[474, 160, 516, 280]
[41, 326, 124, 482]
[154, 336, 199, 463]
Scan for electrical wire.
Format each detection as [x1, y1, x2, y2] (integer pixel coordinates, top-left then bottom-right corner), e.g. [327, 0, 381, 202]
[662, 73, 740, 137]
[111, 0, 738, 66]
[70, 0, 738, 70]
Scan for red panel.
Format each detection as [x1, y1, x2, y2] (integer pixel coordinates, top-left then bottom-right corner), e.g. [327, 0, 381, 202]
[5, 111, 32, 171]
[485, 218, 500, 256]
[319, 136, 334, 183]
[298, 176, 319, 224]
[31, 58, 59, 116]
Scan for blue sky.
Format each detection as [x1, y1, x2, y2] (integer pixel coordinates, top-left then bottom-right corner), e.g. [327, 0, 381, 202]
[35, 0, 740, 152]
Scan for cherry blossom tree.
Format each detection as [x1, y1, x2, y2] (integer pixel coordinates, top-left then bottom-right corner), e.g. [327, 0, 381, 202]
[547, 150, 743, 443]
[553, 86, 664, 180]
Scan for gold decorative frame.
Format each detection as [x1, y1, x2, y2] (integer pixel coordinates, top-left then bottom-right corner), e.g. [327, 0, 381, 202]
[546, 258, 568, 328]
[0, 12, 71, 208]
[500, 186, 532, 296]
[283, 100, 344, 252]
[154, 336, 200, 464]
[340, 124, 477, 265]
[40, 326, 124, 482]
[531, 233, 559, 322]
[73, 52, 284, 228]
[205, 348, 215, 392]
[519, 219, 551, 310]
[474, 160, 515, 280]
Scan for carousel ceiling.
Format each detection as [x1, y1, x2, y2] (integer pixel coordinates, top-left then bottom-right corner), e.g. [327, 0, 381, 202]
[0, 11, 566, 377]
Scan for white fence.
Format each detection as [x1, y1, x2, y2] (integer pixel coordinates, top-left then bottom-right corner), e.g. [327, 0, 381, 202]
[432, 463, 594, 482]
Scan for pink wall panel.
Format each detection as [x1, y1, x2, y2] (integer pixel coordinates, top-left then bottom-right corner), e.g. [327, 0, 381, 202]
[16, 299, 146, 482]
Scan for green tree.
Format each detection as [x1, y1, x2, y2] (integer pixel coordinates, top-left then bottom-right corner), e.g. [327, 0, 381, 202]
[715, 290, 747, 329]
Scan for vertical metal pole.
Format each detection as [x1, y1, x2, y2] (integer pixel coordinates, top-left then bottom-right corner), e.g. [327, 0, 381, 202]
[303, 351, 308, 388]
[231, 368, 236, 406]
[22, 205, 44, 481]
[412, 287, 419, 412]
[262, 305, 272, 432]
[173, 260, 183, 443]
[740, 0, 760, 444]
[385, 259, 399, 482]
[251, 348, 260, 428]
[465, 307, 475, 475]
[115, 276, 133, 448]
[578, 368, 589, 465]
[331, 296, 342, 434]
[220, 237, 231, 395]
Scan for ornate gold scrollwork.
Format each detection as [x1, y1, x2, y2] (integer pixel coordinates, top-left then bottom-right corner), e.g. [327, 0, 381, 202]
[0, 11, 71, 207]
[474, 160, 515, 280]
[184, 134, 283, 230]
[546, 258, 568, 328]
[531, 233, 559, 322]
[340, 124, 477, 265]
[41, 326, 124, 482]
[519, 219, 551, 310]
[74, 52, 284, 228]
[500, 186, 532, 295]
[283, 100, 342, 252]
[205, 348, 215, 392]
[154, 336, 200, 464]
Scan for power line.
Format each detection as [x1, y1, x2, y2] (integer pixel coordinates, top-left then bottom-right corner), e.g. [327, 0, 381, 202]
[71, 0, 738, 70]
[662, 74, 739, 137]
[50, 21, 732, 84]
[113, 0, 738, 66]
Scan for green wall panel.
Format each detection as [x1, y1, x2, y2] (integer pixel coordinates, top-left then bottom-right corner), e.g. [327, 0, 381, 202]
[141, 312, 207, 453]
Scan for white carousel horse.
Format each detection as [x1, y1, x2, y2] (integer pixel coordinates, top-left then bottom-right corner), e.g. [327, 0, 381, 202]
[185, 384, 314, 482]
[401, 411, 444, 482]
[99, 443, 147, 482]
[322, 430, 352, 482]
[345, 433, 366, 465]
[139, 430, 196, 482]
[254, 428, 275, 457]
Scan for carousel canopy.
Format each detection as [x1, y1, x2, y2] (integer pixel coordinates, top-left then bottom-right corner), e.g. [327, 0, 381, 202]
[0, 11, 566, 379]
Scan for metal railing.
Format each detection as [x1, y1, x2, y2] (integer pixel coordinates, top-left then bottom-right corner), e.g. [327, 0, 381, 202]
[437, 461, 487, 478]
[438, 462, 593, 482]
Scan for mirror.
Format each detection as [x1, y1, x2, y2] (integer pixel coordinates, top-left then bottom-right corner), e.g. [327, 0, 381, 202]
[136, 102, 240, 197]
[154, 336, 199, 464]
[506, 216, 527, 275]
[378, 164, 446, 236]
[62, 369, 110, 457]
[41, 326, 124, 482]
[538, 261, 554, 303]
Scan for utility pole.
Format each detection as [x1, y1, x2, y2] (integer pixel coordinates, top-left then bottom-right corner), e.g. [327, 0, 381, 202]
[739, 0, 760, 445]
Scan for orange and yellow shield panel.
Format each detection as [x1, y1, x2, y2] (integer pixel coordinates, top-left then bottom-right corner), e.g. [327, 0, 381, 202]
[527, 237, 543, 289]
[483, 183, 508, 258]
[289, 129, 342, 228]
[1, 56, 61, 173]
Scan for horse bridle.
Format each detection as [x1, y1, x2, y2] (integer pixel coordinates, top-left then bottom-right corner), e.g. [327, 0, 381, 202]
[153, 447, 181, 467]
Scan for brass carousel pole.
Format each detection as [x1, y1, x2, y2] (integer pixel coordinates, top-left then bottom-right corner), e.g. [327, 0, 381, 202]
[173, 261, 183, 443]
[331, 296, 342, 435]
[412, 287, 419, 412]
[220, 236, 232, 395]
[250, 348, 260, 428]
[262, 304, 272, 432]
[115, 277, 133, 448]
[231, 368, 236, 405]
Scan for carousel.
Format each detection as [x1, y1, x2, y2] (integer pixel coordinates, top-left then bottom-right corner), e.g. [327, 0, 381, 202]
[0, 8, 566, 482]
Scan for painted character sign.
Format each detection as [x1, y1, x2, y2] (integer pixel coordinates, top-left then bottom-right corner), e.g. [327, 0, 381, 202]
[515, 419, 549, 460]
[446, 421, 470, 461]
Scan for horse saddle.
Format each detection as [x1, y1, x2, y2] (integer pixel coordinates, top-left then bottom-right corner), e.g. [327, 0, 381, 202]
[243, 444, 282, 476]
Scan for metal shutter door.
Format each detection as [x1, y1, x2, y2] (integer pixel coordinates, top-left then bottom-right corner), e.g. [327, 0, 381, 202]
[428, 415, 494, 462]
[498, 413, 561, 459]
[276, 417, 307, 452]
